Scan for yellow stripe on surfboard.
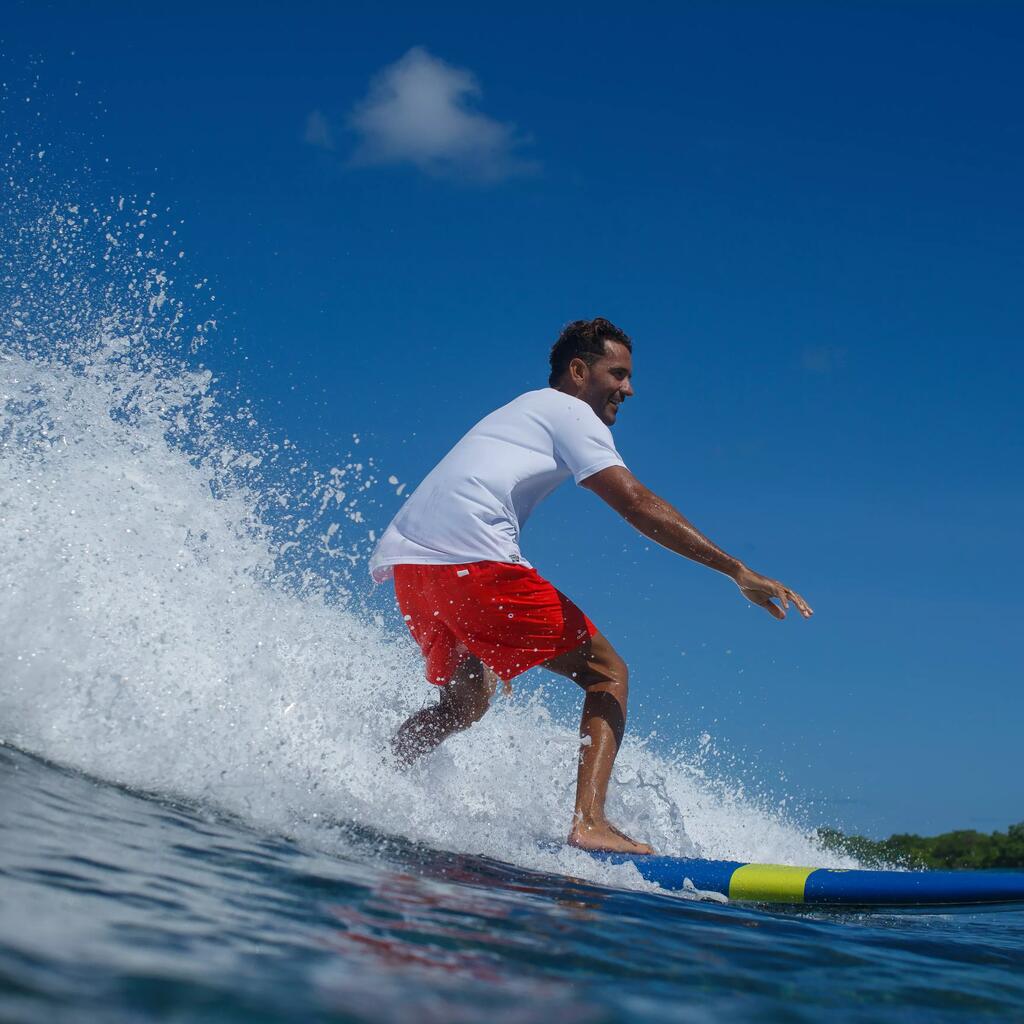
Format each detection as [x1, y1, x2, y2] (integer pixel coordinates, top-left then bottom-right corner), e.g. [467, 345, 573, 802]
[728, 863, 815, 903]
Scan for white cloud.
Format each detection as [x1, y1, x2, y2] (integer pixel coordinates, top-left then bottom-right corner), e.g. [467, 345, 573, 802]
[303, 110, 335, 150]
[347, 47, 537, 182]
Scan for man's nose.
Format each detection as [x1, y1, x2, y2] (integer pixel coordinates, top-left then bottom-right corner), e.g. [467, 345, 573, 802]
[621, 379, 635, 397]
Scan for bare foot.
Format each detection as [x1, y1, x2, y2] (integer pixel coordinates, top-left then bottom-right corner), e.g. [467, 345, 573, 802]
[568, 819, 655, 855]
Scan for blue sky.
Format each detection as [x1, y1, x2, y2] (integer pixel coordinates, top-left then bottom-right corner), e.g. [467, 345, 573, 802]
[5, 2, 1022, 837]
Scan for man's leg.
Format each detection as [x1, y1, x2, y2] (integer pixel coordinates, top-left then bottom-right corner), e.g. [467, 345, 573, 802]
[392, 656, 497, 766]
[544, 631, 654, 855]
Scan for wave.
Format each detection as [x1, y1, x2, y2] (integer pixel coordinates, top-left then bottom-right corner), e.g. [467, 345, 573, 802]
[0, 139, 854, 895]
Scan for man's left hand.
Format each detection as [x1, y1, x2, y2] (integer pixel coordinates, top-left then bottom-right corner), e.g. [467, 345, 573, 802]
[733, 567, 813, 620]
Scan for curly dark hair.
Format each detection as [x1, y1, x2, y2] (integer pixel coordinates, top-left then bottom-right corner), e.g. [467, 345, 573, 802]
[548, 317, 632, 386]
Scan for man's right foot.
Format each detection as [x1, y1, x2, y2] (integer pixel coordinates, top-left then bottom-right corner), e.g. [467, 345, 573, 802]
[568, 820, 655, 855]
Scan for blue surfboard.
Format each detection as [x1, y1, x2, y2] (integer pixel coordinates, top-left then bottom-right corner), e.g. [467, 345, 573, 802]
[591, 852, 1024, 907]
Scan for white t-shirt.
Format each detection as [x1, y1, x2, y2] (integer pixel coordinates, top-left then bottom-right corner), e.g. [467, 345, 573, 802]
[370, 388, 626, 581]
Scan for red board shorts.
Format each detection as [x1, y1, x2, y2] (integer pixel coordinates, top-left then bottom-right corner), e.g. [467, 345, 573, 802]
[393, 561, 597, 686]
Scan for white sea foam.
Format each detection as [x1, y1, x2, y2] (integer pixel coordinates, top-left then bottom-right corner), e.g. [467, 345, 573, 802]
[0, 163, 855, 896]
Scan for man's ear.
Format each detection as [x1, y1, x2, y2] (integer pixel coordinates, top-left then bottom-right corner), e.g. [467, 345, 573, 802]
[568, 356, 589, 385]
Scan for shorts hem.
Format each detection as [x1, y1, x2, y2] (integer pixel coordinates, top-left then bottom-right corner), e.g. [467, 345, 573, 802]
[478, 616, 598, 683]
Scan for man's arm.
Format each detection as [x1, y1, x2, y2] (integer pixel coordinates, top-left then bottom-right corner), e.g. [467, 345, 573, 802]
[581, 466, 813, 620]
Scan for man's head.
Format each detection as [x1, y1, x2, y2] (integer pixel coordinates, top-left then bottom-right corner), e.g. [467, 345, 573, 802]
[549, 317, 634, 426]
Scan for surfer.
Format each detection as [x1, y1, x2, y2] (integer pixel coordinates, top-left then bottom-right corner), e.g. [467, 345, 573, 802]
[370, 317, 812, 854]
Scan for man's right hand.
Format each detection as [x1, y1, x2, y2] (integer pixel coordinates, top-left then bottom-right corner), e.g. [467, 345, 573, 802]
[732, 566, 814, 620]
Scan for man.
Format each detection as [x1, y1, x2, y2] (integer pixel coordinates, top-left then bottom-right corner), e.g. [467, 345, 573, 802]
[370, 317, 812, 855]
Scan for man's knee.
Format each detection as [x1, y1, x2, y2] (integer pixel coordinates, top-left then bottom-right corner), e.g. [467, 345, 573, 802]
[458, 683, 492, 725]
[598, 655, 629, 702]
[583, 643, 629, 703]
[546, 630, 630, 702]
[442, 661, 494, 728]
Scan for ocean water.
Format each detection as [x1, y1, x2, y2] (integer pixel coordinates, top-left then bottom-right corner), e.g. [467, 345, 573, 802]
[2, 136, 1023, 1023]
[3, 746, 1023, 1024]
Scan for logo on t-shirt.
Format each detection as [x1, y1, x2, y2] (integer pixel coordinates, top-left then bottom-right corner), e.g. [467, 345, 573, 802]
[509, 552, 521, 563]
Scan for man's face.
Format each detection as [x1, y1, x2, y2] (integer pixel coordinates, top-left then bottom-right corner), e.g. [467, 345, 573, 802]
[574, 340, 634, 426]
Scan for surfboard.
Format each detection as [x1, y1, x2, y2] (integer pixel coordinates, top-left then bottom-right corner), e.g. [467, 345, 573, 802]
[591, 852, 1024, 907]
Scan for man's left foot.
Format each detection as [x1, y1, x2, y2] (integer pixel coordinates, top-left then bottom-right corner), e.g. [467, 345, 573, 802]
[568, 819, 655, 855]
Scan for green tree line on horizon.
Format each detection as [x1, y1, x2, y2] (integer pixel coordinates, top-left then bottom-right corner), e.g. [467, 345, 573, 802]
[816, 822, 1024, 870]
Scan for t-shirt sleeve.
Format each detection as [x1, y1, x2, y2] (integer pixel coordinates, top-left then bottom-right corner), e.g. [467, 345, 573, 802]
[549, 400, 626, 484]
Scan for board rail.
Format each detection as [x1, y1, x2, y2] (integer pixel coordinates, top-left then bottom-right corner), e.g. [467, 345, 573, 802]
[594, 853, 1024, 907]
